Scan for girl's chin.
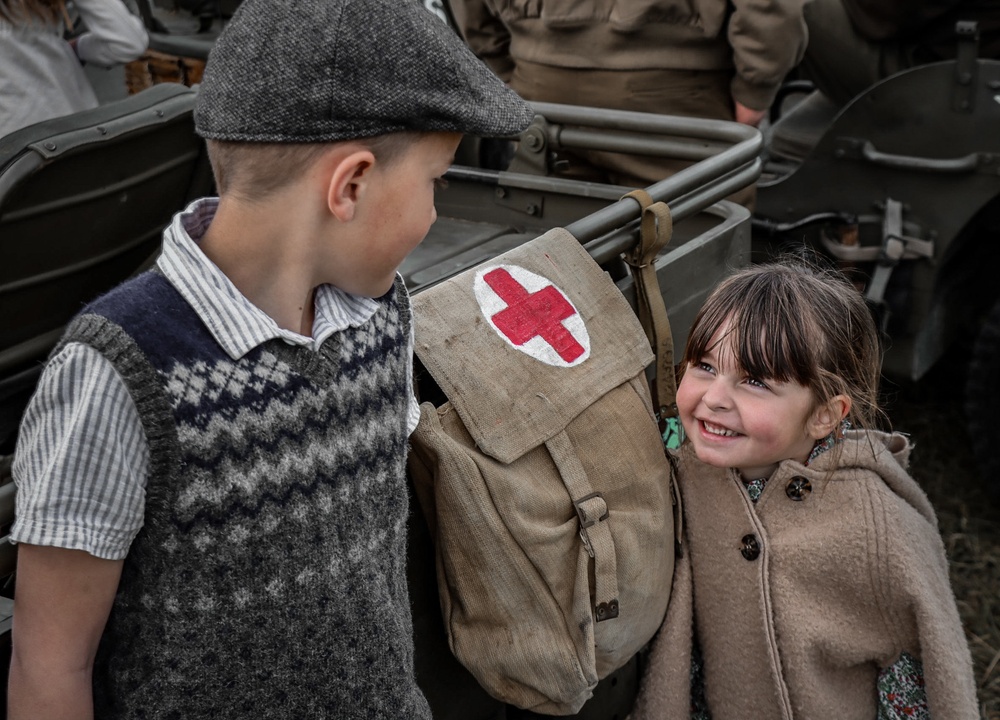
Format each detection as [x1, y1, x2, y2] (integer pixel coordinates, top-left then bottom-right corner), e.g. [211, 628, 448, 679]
[690, 445, 732, 469]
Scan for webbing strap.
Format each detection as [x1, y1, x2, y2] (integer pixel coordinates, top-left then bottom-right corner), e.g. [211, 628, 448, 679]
[546, 430, 620, 622]
[621, 190, 678, 421]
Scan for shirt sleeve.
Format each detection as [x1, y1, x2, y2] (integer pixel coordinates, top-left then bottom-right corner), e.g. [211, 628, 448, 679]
[73, 0, 148, 67]
[447, 0, 515, 81]
[876, 651, 930, 719]
[727, 0, 808, 111]
[11, 342, 149, 560]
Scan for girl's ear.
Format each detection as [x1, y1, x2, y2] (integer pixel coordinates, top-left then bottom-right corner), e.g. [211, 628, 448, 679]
[325, 148, 377, 222]
[808, 395, 852, 440]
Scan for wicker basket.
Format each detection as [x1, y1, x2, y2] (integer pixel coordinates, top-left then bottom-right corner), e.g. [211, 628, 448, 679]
[125, 49, 206, 94]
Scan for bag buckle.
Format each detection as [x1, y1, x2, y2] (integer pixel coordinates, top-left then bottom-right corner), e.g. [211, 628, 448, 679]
[574, 492, 609, 558]
[595, 599, 620, 621]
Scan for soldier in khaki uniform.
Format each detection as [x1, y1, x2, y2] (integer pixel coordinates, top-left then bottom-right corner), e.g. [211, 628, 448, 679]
[449, 0, 808, 202]
[800, 0, 1000, 106]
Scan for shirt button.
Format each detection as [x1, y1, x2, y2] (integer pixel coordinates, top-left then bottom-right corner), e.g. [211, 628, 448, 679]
[785, 476, 812, 501]
[740, 534, 760, 561]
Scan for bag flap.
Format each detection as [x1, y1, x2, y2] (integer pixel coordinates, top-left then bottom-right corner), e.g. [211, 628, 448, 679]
[413, 227, 654, 463]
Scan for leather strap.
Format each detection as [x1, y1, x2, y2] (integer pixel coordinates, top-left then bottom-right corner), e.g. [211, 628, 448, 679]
[621, 190, 678, 422]
[547, 430, 620, 622]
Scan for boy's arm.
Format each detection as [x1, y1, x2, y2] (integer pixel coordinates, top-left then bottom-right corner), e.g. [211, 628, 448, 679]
[8, 545, 123, 720]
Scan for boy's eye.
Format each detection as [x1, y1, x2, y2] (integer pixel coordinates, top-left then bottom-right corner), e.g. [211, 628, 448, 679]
[745, 377, 770, 390]
[695, 361, 714, 374]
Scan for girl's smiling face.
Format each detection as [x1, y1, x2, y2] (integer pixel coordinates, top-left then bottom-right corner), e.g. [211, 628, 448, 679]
[676, 322, 832, 479]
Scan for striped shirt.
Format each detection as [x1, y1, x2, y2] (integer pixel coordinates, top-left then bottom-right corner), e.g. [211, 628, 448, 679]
[11, 198, 421, 560]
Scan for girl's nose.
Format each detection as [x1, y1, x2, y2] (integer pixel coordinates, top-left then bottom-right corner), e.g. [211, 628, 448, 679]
[702, 378, 732, 410]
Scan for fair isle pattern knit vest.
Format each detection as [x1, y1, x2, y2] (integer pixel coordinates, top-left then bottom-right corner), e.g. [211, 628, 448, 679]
[62, 272, 430, 719]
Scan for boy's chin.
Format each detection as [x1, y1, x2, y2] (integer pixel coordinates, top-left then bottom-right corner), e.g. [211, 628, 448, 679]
[341, 275, 396, 299]
[363, 278, 398, 300]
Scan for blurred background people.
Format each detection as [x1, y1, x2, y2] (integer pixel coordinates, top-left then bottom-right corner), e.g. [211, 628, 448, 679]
[800, 0, 1000, 106]
[1, 0, 147, 138]
[448, 0, 807, 201]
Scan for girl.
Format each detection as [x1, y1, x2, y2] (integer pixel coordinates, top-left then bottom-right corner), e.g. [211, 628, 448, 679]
[1, 0, 147, 138]
[634, 260, 978, 719]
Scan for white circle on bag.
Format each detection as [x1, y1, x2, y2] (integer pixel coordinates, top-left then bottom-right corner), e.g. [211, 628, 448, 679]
[473, 263, 591, 367]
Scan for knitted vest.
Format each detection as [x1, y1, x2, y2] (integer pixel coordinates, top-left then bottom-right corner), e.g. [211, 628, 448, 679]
[62, 271, 430, 719]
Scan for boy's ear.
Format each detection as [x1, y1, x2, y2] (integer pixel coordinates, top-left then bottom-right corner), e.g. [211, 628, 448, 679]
[325, 148, 377, 222]
[808, 394, 851, 440]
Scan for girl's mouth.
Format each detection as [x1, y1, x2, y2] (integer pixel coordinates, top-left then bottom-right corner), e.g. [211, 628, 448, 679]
[701, 420, 741, 438]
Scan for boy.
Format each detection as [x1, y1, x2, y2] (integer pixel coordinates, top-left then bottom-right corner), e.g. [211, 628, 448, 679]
[7, 0, 534, 717]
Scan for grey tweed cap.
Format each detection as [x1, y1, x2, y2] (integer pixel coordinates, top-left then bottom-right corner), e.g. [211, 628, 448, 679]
[194, 0, 535, 142]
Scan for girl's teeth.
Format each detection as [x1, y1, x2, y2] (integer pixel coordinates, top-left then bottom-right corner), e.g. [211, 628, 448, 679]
[704, 422, 737, 437]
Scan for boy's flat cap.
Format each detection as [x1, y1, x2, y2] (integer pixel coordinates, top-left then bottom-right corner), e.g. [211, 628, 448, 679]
[194, 0, 535, 142]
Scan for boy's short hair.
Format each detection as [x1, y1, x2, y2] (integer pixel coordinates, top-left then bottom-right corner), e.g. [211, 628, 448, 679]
[194, 0, 534, 144]
[206, 132, 422, 199]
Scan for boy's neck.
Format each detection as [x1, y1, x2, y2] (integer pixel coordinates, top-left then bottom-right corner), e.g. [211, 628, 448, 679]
[200, 195, 319, 337]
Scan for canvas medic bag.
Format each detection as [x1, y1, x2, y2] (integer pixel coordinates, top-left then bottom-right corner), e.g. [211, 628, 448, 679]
[408, 196, 679, 715]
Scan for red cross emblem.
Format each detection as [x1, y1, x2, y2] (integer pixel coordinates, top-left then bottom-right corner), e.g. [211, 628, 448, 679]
[479, 266, 587, 364]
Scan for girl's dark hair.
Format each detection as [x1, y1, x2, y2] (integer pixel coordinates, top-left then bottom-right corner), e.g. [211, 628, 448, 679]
[0, 0, 63, 25]
[682, 258, 884, 431]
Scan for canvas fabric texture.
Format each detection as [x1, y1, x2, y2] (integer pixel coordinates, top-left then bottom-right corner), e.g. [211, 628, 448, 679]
[408, 227, 677, 714]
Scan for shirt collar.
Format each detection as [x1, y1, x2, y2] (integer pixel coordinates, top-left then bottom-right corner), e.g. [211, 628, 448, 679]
[156, 198, 381, 360]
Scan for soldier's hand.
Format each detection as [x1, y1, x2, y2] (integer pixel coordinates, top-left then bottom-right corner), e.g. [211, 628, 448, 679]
[735, 101, 766, 128]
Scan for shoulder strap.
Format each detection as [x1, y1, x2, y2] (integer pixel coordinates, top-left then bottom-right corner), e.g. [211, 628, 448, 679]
[621, 190, 678, 423]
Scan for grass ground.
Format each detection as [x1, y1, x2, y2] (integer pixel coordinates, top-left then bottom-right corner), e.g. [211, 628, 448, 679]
[883, 352, 1000, 719]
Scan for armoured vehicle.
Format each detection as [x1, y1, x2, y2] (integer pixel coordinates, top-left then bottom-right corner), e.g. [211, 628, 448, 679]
[754, 24, 1000, 498]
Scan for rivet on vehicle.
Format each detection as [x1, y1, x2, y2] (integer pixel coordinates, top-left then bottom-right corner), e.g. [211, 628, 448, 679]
[526, 204, 539, 216]
[43, 142, 56, 151]
[495, 187, 507, 199]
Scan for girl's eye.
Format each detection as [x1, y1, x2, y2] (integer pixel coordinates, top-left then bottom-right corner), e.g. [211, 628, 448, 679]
[434, 177, 449, 190]
[695, 361, 714, 374]
[745, 377, 770, 390]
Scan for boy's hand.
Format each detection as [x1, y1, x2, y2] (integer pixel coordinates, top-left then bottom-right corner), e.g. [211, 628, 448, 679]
[8, 544, 123, 720]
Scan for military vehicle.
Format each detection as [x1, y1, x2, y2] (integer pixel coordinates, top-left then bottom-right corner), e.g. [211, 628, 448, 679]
[754, 24, 1000, 498]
